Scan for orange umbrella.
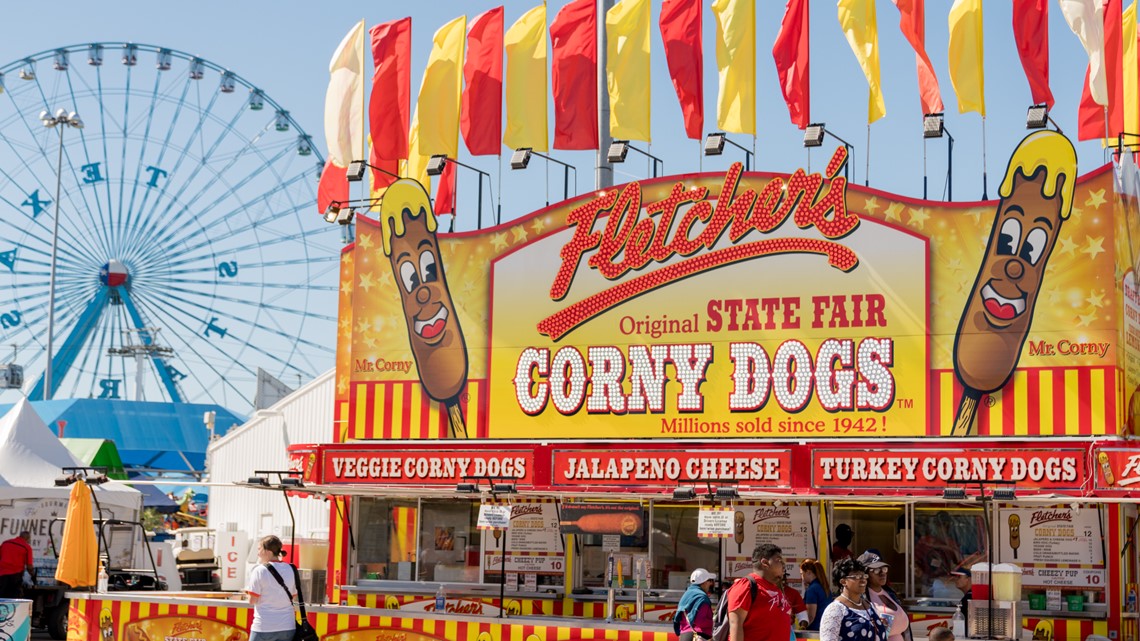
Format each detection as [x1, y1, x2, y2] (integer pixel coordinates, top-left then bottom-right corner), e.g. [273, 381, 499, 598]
[55, 479, 98, 587]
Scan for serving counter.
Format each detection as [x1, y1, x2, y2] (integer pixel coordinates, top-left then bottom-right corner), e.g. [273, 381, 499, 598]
[64, 591, 678, 641]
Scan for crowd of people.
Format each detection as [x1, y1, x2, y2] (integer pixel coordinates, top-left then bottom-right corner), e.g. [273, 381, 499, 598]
[674, 523, 969, 641]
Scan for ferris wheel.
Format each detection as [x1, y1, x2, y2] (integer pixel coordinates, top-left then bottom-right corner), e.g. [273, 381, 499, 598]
[0, 42, 340, 412]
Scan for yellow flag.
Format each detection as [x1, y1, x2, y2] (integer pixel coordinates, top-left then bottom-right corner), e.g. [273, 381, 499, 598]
[837, 0, 886, 124]
[504, 5, 549, 152]
[416, 15, 466, 158]
[607, 0, 651, 142]
[1126, 3, 1138, 138]
[711, 0, 755, 135]
[402, 108, 431, 190]
[948, 0, 985, 116]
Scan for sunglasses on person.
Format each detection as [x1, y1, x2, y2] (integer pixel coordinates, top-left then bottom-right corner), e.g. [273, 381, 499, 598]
[869, 567, 890, 574]
[844, 573, 868, 581]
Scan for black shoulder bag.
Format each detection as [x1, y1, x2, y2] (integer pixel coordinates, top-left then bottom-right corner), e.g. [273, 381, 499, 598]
[265, 563, 319, 641]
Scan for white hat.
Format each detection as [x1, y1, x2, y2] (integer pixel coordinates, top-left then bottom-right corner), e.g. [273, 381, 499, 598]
[690, 568, 716, 584]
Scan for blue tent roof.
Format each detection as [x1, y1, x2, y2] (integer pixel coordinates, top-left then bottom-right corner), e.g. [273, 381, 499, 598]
[134, 483, 181, 513]
[0, 399, 243, 474]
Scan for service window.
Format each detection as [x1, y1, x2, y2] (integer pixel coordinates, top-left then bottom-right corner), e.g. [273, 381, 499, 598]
[913, 507, 988, 597]
[418, 499, 480, 583]
[571, 501, 649, 589]
[353, 497, 418, 581]
[650, 503, 720, 590]
[831, 504, 907, 590]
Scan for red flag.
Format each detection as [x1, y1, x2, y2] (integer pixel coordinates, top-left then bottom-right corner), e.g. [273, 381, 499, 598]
[660, 0, 704, 139]
[368, 144, 398, 194]
[461, 7, 504, 156]
[1012, 0, 1053, 108]
[550, 0, 598, 150]
[434, 162, 456, 215]
[1079, 66, 1107, 141]
[892, 0, 943, 115]
[1106, 0, 1124, 138]
[772, 0, 809, 129]
[369, 18, 412, 161]
[317, 161, 348, 216]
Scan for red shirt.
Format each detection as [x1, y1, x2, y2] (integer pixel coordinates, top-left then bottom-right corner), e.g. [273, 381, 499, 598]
[727, 572, 791, 641]
[0, 537, 32, 575]
[784, 584, 807, 615]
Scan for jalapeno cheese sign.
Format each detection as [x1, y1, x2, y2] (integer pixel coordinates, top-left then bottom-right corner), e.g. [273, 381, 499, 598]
[343, 131, 1121, 440]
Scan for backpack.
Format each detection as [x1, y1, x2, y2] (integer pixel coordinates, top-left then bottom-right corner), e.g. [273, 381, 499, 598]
[711, 575, 758, 641]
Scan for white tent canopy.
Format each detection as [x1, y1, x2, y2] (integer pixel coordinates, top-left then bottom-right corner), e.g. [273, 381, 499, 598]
[0, 398, 139, 510]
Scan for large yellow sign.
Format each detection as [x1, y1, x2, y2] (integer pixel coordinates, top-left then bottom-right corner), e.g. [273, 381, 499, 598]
[339, 132, 1120, 440]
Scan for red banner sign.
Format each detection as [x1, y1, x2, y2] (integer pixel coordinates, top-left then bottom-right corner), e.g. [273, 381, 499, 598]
[1093, 447, 1140, 490]
[321, 449, 534, 485]
[551, 450, 792, 488]
[812, 449, 1086, 489]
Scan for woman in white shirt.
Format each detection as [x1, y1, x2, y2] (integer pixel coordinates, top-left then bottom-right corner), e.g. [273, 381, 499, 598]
[245, 535, 298, 641]
[820, 557, 888, 641]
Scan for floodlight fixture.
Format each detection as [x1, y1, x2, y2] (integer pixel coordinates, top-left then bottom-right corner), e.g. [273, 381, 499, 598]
[336, 208, 354, 226]
[923, 113, 945, 139]
[246, 476, 270, 486]
[491, 483, 517, 495]
[672, 487, 697, 501]
[426, 154, 448, 177]
[607, 140, 630, 164]
[704, 132, 725, 156]
[942, 487, 968, 500]
[510, 148, 532, 170]
[714, 487, 740, 500]
[456, 483, 479, 494]
[279, 477, 303, 488]
[803, 123, 826, 148]
[991, 487, 1016, 501]
[1026, 104, 1049, 130]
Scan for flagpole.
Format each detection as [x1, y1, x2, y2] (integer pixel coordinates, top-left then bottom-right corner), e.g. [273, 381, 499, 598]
[597, 0, 615, 190]
[865, 123, 870, 188]
[981, 115, 988, 200]
[360, 20, 368, 204]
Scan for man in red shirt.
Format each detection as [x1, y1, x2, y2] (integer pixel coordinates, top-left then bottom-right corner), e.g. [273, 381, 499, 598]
[0, 531, 34, 598]
[727, 543, 791, 641]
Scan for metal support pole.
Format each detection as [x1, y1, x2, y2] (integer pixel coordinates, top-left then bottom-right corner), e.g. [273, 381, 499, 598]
[596, 0, 614, 190]
[947, 132, 955, 202]
[477, 178, 483, 230]
[564, 166, 570, 201]
[45, 125, 66, 401]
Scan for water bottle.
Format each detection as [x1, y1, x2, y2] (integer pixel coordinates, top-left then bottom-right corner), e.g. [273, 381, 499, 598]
[96, 561, 109, 593]
[952, 604, 965, 638]
[434, 584, 446, 613]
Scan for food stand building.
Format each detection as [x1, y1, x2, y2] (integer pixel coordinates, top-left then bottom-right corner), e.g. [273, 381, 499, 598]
[68, 135, 1140, 641]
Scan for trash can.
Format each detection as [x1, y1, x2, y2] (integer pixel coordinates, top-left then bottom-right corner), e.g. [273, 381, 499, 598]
[0, 599, 32, 641]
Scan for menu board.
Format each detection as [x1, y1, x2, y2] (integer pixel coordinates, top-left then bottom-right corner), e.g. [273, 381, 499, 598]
[996, 505, 1106, 589]
[723, 502, 817, 581]
[480, 500, 565, 577]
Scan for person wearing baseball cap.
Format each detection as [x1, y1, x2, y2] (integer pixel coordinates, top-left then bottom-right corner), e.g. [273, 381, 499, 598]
[860, 551, 913, 641]
[674, 568, 716, 641]
[950, 566, 972, 631]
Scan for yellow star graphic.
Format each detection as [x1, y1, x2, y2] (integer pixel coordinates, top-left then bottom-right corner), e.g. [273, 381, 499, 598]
[967, 208, 985, 224]
[355, 317, 372, 335]
[862, 196, 881, 216]
[907, 207, 930, 229]
[491, 232, 509, 252]
[358, 271, 375, 294]
[378, 269, 393, 288]
[1057, 237, 1079, 257]
[884, 202, 904, 222]
[531, 217, 548, 235]
[1070, 205, 1084, 219]
[364, 335, 379, 350]
[356, 232, 373, 250]
[512, 226, 529, 243]
[1085, 188, 1107, 209]
[1087, 290, 1106, 308]
[337, 376, 348, 395]
[339, 317, 350, 333]
[1078, 311, 1097, 327]
[946, 258, 963, 273]
[1082, 235, 1105, 260]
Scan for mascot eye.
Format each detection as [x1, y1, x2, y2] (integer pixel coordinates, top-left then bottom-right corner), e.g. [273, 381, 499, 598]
[1021, 228, 1048, 265]
[399, 261, 419, 293]
[420, 250, 438, 283]
[998, 218, 1021, 256]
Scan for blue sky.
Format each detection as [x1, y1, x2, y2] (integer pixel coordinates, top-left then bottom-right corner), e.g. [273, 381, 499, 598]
[0, 0, 1117, 224]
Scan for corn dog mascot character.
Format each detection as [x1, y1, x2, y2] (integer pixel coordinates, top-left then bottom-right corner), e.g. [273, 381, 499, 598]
[952, 131, 1076, 435]
[379, 179, 470, 438]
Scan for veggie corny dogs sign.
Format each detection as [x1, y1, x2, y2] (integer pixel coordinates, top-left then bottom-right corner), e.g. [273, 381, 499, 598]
[340, 130, 1119, 440]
